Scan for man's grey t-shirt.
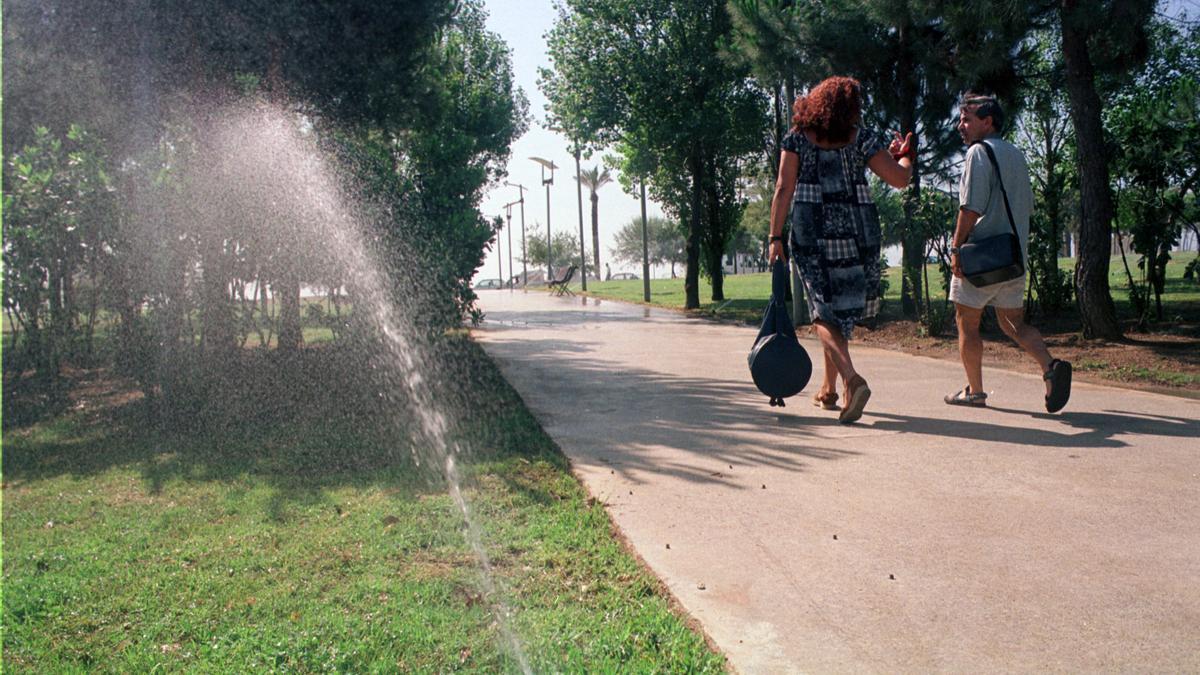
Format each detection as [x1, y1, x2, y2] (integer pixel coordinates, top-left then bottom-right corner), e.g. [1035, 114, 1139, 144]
[959, 136, 1033, 257]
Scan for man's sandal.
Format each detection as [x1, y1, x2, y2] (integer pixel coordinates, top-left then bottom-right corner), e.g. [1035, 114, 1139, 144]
[1044, 359, 1072, 413]
[945, 386, 988, 407]
[813, 391, 840, 411]
[839, 375, 871, 424]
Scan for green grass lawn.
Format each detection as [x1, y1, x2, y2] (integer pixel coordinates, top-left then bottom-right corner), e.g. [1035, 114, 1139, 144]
[574, 255, 1200, 327]
[2, 340, 724, 672]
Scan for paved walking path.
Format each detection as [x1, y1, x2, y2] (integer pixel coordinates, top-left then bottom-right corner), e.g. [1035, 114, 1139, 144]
[473, 289, 1200, 673]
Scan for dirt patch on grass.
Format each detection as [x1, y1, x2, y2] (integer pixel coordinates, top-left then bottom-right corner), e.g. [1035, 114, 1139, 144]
[846, 318, 1200, 399]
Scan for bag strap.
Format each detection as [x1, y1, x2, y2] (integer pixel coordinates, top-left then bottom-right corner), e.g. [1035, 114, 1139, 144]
[973, 140, 1021, 243]
[771, 258, 793, 334]
[771, 258, 788, 308]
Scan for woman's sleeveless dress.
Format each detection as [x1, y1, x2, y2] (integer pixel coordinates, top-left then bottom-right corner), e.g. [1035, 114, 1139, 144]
[782, 127, 885, 338]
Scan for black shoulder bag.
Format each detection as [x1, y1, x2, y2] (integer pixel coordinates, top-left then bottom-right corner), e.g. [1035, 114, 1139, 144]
[748, 258, 812, 406]
[958, 141, 1025, 287]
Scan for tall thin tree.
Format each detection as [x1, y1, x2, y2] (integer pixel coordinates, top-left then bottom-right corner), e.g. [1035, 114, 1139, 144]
[578, 165, 614, 274]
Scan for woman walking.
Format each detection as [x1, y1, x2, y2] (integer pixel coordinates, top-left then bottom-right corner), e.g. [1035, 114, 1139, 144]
[767, 76, 914, 423]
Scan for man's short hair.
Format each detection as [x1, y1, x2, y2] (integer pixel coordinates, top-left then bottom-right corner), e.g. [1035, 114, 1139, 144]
[961, 91, 1005, 133]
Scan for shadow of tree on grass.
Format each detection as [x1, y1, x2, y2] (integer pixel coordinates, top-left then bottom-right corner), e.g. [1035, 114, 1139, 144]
[3, 339, 561, 513]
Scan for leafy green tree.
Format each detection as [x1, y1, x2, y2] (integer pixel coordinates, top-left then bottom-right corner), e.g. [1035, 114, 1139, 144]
[2, 0, 456, 153]
[2, 0, 525, 422]
[726, 0, 808, 174]
[1017, 30, 1077, 316]
[543, 0, 768, 308]
[611, 216, 686, 278]
[388, 0, 530, 326]
[1054, 0, 1156, 339]
[1107, 18, 1200, 323]
[738, 165, 775, 263]
[524, 231, 582, 274]
[3, 0, 459, 374]
[3, 125, 115, 378]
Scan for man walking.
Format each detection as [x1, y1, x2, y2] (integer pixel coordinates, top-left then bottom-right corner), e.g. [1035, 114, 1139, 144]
[945, 92, 1072, 413]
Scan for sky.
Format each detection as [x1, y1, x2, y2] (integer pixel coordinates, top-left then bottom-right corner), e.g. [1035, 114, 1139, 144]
[476, 0, 1200, 283]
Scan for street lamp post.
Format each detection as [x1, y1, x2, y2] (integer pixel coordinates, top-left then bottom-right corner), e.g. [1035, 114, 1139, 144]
[503, 181, 527, 285]
[503, 199, 522, 290]
[641, 177, 651, 302]
[495, 216, 503, 286]
[530, 157, 557, 280]
[573, 145, 588, 292]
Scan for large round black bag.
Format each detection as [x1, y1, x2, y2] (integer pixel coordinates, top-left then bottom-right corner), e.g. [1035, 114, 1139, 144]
[748, 259, 812, 406]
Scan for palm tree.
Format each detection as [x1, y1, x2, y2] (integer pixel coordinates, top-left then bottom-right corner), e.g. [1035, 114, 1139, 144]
[577, 166, 613, 275]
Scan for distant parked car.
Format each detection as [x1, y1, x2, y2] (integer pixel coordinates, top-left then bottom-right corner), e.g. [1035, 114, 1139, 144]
[473, 278, 504, 290]
[610, 272, 639, 280]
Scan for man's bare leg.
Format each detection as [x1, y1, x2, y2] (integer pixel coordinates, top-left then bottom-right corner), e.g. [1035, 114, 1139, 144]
[995, 306, 1054, 396]
[955, 303, 985, 395]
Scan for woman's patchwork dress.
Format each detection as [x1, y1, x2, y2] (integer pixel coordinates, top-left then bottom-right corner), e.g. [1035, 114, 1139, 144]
[783, 127, 885, 338]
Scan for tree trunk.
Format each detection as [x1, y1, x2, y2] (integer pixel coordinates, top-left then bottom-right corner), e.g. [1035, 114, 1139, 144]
[62, 264, 77, 361]
[703, 155, 725, 302]
[47, 263, 66, 375]
[260, 281, 273, 347]
[773, 83, 784, 173]
[1060, 0, 1123, 339]
[85, 277, 100, 361]
[591, 192, 601, 274]
[200, 244, 237, 359]
[897, 30, 923, 319]
[276, 274, 303, 355]
[25, 305, 47, 375]
[1038, 117, 1066, 311]
[685, 149, 703, 309]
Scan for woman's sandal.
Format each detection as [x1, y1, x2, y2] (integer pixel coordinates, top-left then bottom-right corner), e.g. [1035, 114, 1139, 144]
[944, 386, 988, 407]
[812, 390, 840, 411]
[839, 375, 871, 424]
[1044, 359, 1072, 413]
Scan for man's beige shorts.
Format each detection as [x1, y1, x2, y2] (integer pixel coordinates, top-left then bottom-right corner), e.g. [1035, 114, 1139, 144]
[948, 274, 1025, 309]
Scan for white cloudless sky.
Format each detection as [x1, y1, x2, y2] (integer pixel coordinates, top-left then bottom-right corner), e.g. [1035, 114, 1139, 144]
[477, 0, 667, 283]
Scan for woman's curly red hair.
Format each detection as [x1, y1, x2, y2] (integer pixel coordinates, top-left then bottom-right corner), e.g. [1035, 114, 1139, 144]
[792, 76, 863, 144]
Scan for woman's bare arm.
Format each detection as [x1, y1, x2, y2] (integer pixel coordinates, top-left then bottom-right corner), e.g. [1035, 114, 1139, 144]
[867, 148, 913, 188]
[768, 151, 800, 262]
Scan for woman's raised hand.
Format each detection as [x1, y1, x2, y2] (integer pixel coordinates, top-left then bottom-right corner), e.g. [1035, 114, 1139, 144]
[889, 131, 915, 160]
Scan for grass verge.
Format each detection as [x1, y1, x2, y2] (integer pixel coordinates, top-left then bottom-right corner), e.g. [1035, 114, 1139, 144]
[570, 256, 1200, 392]
[578, 256, 1200, 325]
[2, 340, 724, 672]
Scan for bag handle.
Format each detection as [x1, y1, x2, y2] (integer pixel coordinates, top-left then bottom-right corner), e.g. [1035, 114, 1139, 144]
[770, 258, 794, 334]
[973, 140, 1022, 261]
[771, 258, 789, 307]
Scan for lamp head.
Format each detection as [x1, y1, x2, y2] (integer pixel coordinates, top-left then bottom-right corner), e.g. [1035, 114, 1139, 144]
[529, 156, 558, 173]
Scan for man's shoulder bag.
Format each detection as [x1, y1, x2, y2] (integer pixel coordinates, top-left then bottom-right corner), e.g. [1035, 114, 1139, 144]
[959, 141, 1025, 288]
